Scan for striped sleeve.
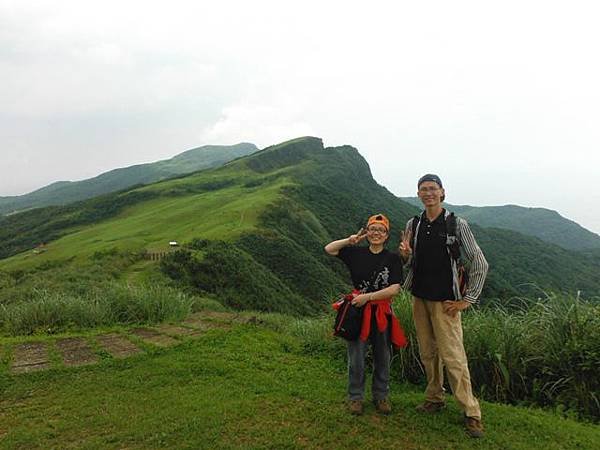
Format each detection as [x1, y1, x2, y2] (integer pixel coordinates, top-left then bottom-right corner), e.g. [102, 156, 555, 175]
[457, 217, 488, 303]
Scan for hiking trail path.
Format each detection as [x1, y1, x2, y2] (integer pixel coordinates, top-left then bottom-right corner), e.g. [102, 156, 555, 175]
[4, 311, 245, 375]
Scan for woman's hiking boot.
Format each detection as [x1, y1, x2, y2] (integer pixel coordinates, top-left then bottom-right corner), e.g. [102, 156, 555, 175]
[415, 401, 445, 414]
[348, 400, 364, 415]
[374, 398, 392, 415]
[464, 416, 485, 438]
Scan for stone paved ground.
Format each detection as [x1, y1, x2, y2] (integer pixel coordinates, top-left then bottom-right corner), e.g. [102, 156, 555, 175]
[56, 338, 98, 367]
[11, 342, 51, 374]
[131, 328, 180, 347]
[156, 324, 203, 338]
[4, 312, 241, 375]
[96, 333, 141, 359]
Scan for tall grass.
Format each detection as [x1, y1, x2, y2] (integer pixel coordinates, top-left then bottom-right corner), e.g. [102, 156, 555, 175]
[278, 292, 600, 421]
[402, 292, 600, 420]
[0, 283, 198, 335]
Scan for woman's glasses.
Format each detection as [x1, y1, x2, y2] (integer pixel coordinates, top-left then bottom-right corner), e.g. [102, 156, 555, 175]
[367, 227, 387, 235]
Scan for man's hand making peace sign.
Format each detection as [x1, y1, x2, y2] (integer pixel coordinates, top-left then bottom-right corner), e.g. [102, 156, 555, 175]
[398, 229, 412, 261]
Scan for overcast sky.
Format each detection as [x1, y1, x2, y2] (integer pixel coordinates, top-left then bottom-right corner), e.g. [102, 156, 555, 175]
[2, 1, 599, 233]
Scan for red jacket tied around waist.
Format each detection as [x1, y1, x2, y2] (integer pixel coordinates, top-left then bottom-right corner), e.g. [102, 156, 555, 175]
[333, 290, 408, 349]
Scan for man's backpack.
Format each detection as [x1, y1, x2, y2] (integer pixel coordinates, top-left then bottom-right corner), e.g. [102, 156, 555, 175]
[411, 212, 469, 297]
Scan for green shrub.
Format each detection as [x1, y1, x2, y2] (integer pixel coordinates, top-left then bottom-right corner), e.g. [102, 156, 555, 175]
[160, 242, 313, 315]
[237, 230, 347, 303]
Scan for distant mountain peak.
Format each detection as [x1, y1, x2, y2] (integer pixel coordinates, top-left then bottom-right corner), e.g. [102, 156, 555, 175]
[246, 137, 324, 173]
[0, 142, 258, 216]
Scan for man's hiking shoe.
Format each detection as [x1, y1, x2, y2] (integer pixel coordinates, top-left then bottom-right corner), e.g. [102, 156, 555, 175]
[348, 400, 364, 415]
[464, 416, 485, 438]
[374, 398, 392, 415]
[415, 401, 445, 414]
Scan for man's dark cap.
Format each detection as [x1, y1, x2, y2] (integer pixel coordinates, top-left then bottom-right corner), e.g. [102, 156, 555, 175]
[418, 174, 443, 189]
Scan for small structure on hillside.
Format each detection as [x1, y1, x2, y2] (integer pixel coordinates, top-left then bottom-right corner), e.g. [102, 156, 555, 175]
[33, 243, 48, 254]
[169, 241, 179, 247]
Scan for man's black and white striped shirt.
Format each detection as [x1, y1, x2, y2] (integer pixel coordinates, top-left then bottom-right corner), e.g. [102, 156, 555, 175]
[402, 210, 489, 304]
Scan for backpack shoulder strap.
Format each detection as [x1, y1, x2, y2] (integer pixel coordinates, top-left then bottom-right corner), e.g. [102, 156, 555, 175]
[445, 212, 462, 261]
[446, 212, 457, 237]
[411, 214, 420, 243]
[409, 214, 421, 270]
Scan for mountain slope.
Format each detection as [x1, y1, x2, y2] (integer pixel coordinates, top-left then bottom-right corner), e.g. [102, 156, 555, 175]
[2, 137, 600, 312]
[0, 143, 258, 216]
[264, 143, 600, 299]
[402, 197, 600, 251]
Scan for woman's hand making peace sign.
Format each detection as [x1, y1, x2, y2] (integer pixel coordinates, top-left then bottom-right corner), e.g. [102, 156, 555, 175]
[348, 227, 368, 246]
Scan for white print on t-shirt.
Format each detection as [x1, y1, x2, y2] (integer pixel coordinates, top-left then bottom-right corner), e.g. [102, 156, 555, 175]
[358, 266, 390, 293]
[373, 267, 390, 290]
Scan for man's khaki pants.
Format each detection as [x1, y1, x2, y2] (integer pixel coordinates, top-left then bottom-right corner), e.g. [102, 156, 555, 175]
[413, 297, 481, 419]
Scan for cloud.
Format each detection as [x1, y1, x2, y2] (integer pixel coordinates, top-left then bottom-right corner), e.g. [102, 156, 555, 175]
[200, 103, 315, 149]
[1, 1, 600, 233]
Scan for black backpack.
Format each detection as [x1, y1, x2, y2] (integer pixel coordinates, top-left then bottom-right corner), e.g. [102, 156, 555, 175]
[333, 294, 363, 340]
[411, 212, 468, 296]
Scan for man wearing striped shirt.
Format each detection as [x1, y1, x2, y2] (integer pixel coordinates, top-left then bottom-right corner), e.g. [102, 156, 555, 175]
[399, 174, 488, 439]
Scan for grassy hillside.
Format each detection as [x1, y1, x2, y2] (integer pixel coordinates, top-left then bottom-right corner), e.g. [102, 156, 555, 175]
[2, 137, 600, 313]
[1, 318, 599, 449]
[0, 179, 286, 268]
[0, 143, 258, 216]
[402, 197, 600, 251]
[1, 138, 599, 426]
[0, 160, 288, 264]
[244, 141, 600, 300]
[0, 140, 342, 316]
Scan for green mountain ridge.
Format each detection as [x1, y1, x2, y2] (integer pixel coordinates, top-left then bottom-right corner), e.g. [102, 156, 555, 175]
[402, 197, 600, 251]
[2, 137, 599, 307]
[1, 137, 599, 428]
[0, 142, 258, 216]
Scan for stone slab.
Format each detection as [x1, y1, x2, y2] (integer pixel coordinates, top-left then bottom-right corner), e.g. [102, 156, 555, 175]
[156, 324, 203, 338]
[97, 333, 141, 359]
[56, 337, 98, 367]
[181, 316, 211, 329]
[11, 342, 51, 374]
[131, 328, 179, 347]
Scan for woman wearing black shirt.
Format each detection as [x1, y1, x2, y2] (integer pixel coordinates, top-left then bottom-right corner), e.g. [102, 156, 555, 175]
[325, 214, 406, 415]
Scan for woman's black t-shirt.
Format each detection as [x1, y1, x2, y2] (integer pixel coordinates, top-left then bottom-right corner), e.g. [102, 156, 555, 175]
[337, 247, 403, 293]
